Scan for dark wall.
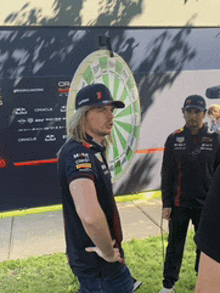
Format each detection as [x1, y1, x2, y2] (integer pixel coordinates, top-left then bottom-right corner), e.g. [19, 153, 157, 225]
[1, 26, 220, 211]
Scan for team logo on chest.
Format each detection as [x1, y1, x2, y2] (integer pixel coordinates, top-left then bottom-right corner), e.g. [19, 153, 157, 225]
[201, 136, 214, 151]
[174, 136, 186, 150]
[201, 137, 214, 143]
[176, 137, 185, 143]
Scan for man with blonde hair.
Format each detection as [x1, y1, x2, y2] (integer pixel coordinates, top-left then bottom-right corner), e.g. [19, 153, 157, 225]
[58, 83, 135, 293]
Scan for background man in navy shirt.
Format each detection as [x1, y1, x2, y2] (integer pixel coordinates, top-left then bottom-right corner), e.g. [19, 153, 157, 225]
[58, 83, 135, 293]
[159, 95, 220, 293]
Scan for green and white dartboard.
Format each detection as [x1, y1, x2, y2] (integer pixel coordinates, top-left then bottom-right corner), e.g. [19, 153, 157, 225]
[67, 49, 141, 182]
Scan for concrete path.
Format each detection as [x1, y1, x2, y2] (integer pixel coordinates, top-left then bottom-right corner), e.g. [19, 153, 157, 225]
[0, 197, 169, 262]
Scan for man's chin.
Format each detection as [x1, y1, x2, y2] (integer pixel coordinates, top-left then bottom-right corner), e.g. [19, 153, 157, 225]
[188, 122, 198, 128]
[99, 130, 112, 137]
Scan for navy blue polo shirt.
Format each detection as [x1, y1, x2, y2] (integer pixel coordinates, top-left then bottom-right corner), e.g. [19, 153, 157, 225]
[58, 135, 123, 277]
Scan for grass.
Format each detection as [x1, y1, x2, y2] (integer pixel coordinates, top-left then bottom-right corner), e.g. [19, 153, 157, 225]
[0, 191, 162, 219]
[0, 230, 197, 293]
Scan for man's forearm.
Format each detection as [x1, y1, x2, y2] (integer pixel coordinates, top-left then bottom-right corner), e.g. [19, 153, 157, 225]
[81, 210, 115, 257]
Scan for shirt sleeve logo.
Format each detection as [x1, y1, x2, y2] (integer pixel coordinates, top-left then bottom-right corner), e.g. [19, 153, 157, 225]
[76, 163, 92, 169]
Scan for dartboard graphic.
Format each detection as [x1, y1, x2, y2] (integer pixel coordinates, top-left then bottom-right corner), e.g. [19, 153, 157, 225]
[67, 49, 141, 181]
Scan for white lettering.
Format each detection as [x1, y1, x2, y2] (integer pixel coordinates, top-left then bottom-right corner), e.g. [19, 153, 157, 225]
[18, 137, 37, 142]
[58, 81, 70, 87]
[34, 108, 53, 112]
[14, 88, 44, 93]
[78, 98, 89, 106]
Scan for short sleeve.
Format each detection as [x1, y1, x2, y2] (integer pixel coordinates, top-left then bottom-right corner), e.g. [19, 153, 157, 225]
[63, 148, 96, 184]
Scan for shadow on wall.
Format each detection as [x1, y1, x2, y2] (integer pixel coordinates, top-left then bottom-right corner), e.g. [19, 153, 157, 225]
[114, 153, 157, 195]
[2, 1, 197, 193]
[4, 0, 143, 26]
[136, 22, 197, 120]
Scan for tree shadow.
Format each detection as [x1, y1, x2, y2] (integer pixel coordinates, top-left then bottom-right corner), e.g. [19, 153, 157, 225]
[136, 23, 197, 119]
[4, 0, 143, 26]
[1, 2, 198, 204]
[114, 153, 158, 195]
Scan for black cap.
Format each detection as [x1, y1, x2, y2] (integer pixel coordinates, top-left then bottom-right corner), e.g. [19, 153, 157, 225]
[75, 83, 125, 110]
[183, 95, 206, 112]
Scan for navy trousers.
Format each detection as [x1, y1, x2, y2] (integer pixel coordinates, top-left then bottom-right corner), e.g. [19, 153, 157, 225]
[78, 264, 133, 293]
[163, 206, 202, 289]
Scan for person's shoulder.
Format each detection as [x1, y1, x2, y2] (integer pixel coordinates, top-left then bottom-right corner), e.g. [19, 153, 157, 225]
[167, 128, 184, 139]
[60, 139, 87, 158]
[62, 139, 80, 151]
[172, 128, 184, 135]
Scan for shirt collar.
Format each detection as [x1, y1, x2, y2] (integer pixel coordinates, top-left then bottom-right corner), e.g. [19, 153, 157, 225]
[85, 134, 106, 152]
[184, 123, 207, 135]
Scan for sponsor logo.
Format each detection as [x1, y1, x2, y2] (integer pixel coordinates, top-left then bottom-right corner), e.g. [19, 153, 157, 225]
[13, 88, 44, 94]
[45, 117, 62, 122]
[174, 146, 186, 150]
[75, 158, 90, 164]
[35, 119, 45, 123]
[18, 119, 26, 124]
[201, 147, 213, 151]
[60, 105, 66, 112]
[15, 108, 27, 115]
[76, 163, 92, 169]
[202, 137, 214, 143]
[45, 134, 56, 142]
[58, 87, 70, 93]
[176, 137, 185, 143]
[73, 153, 89, 159]
[34, 108, 53, 112]
[18, 137, 37, 142]
[58, 81, 70, 87]
[27, 118, 34, 123]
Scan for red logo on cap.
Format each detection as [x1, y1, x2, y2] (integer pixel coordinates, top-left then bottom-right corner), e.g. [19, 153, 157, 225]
[186, 99, 192, 105]
[97, 92, 102, 100]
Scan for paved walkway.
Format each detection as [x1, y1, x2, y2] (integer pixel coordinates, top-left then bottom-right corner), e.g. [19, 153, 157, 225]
[0, 197, 169, 262]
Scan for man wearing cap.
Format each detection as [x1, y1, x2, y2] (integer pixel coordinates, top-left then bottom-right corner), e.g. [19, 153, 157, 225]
[58, 83, 136, 293]
[159, 95, 220, 293]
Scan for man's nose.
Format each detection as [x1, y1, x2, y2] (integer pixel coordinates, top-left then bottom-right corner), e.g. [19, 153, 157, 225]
[108, 109, 114, 119]
[191, 112, 197, 118]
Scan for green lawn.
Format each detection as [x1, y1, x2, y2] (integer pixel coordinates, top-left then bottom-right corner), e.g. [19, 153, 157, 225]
[0, 230, 197, 293]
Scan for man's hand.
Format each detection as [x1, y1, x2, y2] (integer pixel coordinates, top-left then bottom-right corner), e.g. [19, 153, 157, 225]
[85, 240, 124, 263]
[162, 208, 172, 220]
